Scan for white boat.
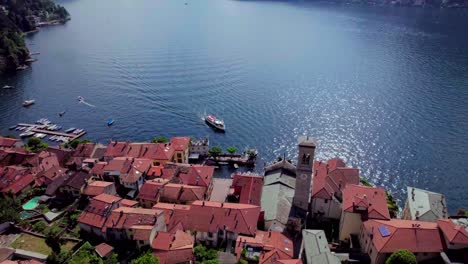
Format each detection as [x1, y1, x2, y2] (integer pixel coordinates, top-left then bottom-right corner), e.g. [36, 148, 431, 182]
[2, 85, 14, 89]
[65, 128, 76, 133]
[19, 131, 35, 138]
[22, 100, 35, 107]
[205, 115, 226, 132]
[34, 133, 46, 139]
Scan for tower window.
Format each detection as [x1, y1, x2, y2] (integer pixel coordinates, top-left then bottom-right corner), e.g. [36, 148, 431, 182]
[302, 154, 310, 165]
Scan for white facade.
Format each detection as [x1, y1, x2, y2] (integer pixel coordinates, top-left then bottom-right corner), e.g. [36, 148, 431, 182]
[311, 197, 341, 220]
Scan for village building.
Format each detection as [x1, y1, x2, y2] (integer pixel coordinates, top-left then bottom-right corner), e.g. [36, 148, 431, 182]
[299, 230, 341, 264]
[231, 173, 263, 206]
[437, 218, 468, 250]
[58, 171, 90, 197]
[189, 137, 209, 158]
[0, 136, 23, 149]
[402, 186, 448, 222]
[95, 242, 114, 258]
[339, 184, 390, 242]
[1, 173, 35, 198]
[310, 158, 359, 220]
[138, 180, 166, 208]
[359, 219, 444, 264]
[151, 230, 195, 264]
[78, 193, 123, 239]
[82, 181, 117, 197]
[235, 231, 294, 264]
[170, 137, 191, 163]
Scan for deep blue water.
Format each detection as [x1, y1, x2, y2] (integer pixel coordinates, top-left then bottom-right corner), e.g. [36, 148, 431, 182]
[0, 0, 467, 211]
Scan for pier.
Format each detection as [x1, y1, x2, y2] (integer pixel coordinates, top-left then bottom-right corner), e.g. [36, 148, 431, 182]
[16, 123, 86, 141]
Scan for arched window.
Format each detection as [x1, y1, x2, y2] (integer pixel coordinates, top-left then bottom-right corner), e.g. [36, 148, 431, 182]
[302, 153, 310, 165]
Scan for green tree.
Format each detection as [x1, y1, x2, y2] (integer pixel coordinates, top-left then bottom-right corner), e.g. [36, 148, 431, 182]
[238, 260, 248, 264]
[151, 136, 168, 143]
[132, 251, 159, 264]
[32, 221, 47, 233]
[208, 146, 222, 157]
[104, 253, 118, 264]
[386, 191, 399, 218]
[45, 226, 62, 253]
[25, 137, 48, 153]
[67, 139, 92, 149]
[46, 250, 71, 264]
[385, 250, 417, 264]
[226, 146, 237, 154]
[202, 260, 220, 264]
[194, 245, 218, 262]
[359, 177, 373, 187]
[0, 196, 21, 223]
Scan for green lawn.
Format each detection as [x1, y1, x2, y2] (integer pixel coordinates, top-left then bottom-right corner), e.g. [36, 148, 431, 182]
[10, 234, 51, 255]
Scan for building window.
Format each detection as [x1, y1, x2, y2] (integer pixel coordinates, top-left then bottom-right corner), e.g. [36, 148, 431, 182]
[301, 154, 310, 165]
[208, 232, 213, 238]
[324, 199, 328, 204]
[370, 249, 372, 255]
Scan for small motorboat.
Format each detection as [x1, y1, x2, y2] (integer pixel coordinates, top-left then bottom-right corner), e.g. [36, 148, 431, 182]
[16, 65, 28, 71]
[65, 128, 76, 133]
[19, 131, 35, 138]
[107, 119, 114, 126]
[205, 115, 225, 132]
[59, 111, 66, 117]
[2, 85, 14, 89]
[9, 125, 16, 130]
[77, 96, 84, 102]
[22, 100, 35, 107]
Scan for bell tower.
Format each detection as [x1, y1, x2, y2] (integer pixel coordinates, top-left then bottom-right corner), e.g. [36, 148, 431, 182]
[294, 136, 316, 211]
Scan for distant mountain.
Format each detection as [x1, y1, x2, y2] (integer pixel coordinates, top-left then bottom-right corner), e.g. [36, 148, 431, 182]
[0, 0, 70, 73]
[335, 0, 467, 8]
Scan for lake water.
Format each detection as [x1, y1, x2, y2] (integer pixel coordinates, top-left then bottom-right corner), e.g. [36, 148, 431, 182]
[0, 0, 467, 211]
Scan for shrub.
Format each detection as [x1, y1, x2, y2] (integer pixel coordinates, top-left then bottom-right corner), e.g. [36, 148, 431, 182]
[385, 249, 417, 264]
[32, 221, 47, 233]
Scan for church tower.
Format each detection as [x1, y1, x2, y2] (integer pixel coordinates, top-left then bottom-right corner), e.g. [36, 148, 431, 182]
[294, 136, 316, 212]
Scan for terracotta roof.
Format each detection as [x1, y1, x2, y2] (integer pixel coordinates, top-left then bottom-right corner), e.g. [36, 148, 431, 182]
[37, 166, 66, 184]
[170, 137, 190, 151]
[235, 231, 294, 261]
[438, 219, 468, 245]
[90, 162, 107, 176]
[132, 225, 153, 241]
[154, 143, 174, 161]
[311, 159, 359, 199]
[160, 183, 207, 203]
[363, 219, 444, 253]
[161, 168, 176, 180]
[82, 181, 114, 196]
[177, 165, 214, 187]
[1, 173, 34, 194]
[137, 180, 166, 202]
[232, 173, 263, 206]
[104, 141, 129, 158]
[121, 158, 152, 184]
[72, 143, 96, 158]
[147, 165, 163, 177]
[0, 166, 28, 190]
[152, 203, 191, 231]
[95, 242, 113, 258]
[152, 230, 194, 250]
[23, 151, 60, 173]
[103, 157, 132, 172]
[186, 201, 261, 236]
[277, 260, 302, 264]
[78, 194, 121, 229]
[120, 199, 138, 207]
[342, 184, 390, 220]
[105, 207, 163, 230]
[0, 136, 20, 148]
[64, 171, 90, 190]
[260, 249, 292, 264]
[1, 260, 43, 264]
[45, 146, 72, 166]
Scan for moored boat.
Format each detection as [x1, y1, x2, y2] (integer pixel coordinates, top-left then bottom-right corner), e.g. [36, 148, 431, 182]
[107, 119, 114, 126]
[22, 100, 35, 107]
[205, 115, 225, 132]
[3, 85, 14, 89]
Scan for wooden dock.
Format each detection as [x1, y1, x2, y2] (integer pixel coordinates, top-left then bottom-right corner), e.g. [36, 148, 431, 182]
[30, 128, 86, 141]
[17, 123, 86, 141]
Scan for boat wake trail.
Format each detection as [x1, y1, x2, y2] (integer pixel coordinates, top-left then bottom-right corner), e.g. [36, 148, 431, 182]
[80, 100, 96, 107]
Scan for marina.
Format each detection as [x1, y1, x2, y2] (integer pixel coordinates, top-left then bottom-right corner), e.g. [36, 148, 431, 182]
[11, 120, 87, 143]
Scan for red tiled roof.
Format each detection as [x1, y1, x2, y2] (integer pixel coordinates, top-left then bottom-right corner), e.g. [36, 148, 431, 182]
[37, 166, 66, 185]
[364, 219, 444, 253]
[342, 184, 390, 220]
[103, 157, 131, 172]
[0, 166, 28, 190]
[121, 158, 152, 184]
[232, 173, 263, 206]
[154, 143, 174, 161]
[105, 207, 163, 230]
[64, 171, 90, 190]
[161, 168, 176, 180]
[186, 201, 261, 236]
[104, 141, 129, 158]
[78, 194, 122, 229]
[179, 165, 214, 187]
[132, 225, 153, 241]
[82, 181, 114, 196]
[277, 259, 302, 264]
[160, 183, 207, 203]
[1, 173, 34, 194]
[23, 151, 60, 173]
[170, 137, 190, 151]
[311, 159, 359, 199]
[438, 219, 468, 245]
[137, 180, 166, 202]
[153, 248, 194, 264]
[152, 203, 191, 231]
[260, 249, 292, 264]
[147, 165, 163, 178]
[120, 199, 138, 208]
[235, 231, 294, 261]
[95, 242, 113, 258]
[0, 136, 20, 148]
[152, 230, 194, 250]
[72, 143, 96, 158]
[90, 162, 107, 176]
